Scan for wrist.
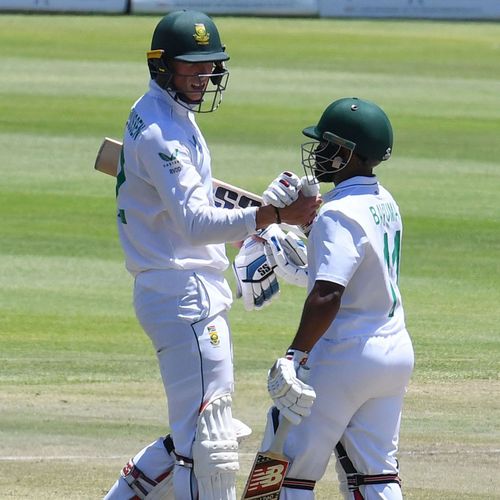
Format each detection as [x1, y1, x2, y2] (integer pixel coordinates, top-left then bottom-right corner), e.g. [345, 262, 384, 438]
[285, 347, 309, 370]
[256, 204, 281, 230]
[274, 206, 281, 224]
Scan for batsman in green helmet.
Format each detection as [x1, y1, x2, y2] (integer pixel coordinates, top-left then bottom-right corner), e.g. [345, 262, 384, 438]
[263, 97, 414, 499]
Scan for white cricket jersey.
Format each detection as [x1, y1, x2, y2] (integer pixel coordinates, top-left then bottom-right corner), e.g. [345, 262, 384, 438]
[115, 80, 258, 277]
[308, 175, 406, 340]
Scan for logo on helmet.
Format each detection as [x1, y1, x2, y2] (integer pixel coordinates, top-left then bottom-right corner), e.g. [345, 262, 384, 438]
[382, 147, 392, 160]
[193, 23, 210, 45]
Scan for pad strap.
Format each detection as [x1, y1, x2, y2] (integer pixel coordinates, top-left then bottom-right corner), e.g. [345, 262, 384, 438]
[163, 435, 175, 454]
[121, 460, 158, 499]
[336, 442, 401, 499]
[173, 452, 194, 469]
[282, 477, 316, 490]
[162, 433, 194, 469]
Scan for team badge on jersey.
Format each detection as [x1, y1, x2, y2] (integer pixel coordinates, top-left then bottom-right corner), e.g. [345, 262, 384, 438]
[193, 24, 210, 45]
[207, 325, 220, 346]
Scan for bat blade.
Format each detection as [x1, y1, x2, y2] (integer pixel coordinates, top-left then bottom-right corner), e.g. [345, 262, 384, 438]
[94, 137, 263, 210]
[94, 137, 122, 177]
[241, 418, 292, 500]
[212, 179, 262, 209]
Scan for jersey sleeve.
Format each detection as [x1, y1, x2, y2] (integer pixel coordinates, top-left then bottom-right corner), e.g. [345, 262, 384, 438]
[311, 210, 367, 287]
[136, 127, 257, 244]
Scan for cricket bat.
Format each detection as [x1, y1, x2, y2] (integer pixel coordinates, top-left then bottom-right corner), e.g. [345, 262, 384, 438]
[241, 417, 292, 500]
[94, 137, 263, 210]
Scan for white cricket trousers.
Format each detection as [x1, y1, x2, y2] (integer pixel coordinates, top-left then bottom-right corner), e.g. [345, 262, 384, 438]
[281, 330, 414, 500]
[134, 268, 234, 498]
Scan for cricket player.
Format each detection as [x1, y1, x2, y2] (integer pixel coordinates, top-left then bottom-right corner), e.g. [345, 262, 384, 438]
[103, 10, 320, 500]
[264, 97, 415, 499]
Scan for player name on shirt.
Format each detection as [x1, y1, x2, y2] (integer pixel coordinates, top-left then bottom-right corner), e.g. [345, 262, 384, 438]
[369, 201, 399, 226]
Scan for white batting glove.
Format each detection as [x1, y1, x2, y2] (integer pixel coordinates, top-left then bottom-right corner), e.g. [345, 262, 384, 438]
[232, 237, 280, 311]
[260, 224, 308, 288]
[299, 176, 321, 236]
[267, 350, 316, 425]
[262, 171, 302, 208]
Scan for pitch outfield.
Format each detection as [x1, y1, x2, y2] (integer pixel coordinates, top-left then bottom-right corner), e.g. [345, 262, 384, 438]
[0, 13, 499, 498]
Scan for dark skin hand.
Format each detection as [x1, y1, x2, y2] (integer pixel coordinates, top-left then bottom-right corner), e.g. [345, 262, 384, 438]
[289, 280, 345, 353]
[255, 191, 321, 230]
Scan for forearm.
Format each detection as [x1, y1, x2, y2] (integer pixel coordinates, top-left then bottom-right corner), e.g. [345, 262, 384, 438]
[180, 205, 258, 244]
[289, 281, 342, 352]
[255, 204, 281, 229]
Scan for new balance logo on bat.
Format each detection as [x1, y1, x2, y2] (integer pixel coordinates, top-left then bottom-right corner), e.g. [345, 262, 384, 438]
[245, 458, 288, 498]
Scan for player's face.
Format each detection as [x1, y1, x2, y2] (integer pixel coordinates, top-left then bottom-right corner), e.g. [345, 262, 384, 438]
[171, 60, 215, 103]
[314, 141, 341, 173]
[302, 140, 353, 183]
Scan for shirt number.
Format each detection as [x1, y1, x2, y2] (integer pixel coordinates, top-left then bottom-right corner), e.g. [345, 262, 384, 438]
[384, 230, 401, 317]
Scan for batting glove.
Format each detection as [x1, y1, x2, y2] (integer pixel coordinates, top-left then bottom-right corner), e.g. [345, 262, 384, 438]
[262, 171, 302, 208]
[260, 224, 308, 288]
[299, 176, 321, 236]
[267, 350, 316, 425]
[232, 236, 280, 312]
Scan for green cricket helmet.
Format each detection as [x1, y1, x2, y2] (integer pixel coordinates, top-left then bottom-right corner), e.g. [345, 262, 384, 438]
[147, 10, 230, 112]
[301, 97, 393, 182]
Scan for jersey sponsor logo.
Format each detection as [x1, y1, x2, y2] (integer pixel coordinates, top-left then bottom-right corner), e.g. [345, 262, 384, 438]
[193, 23, 210, 45]
[159, 150, 182, 174]
[159, 150, 179, 162]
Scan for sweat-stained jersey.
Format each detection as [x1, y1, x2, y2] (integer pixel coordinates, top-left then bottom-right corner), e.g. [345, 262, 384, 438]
[116, 80, 258, 277]
[307, 175, 406, 340]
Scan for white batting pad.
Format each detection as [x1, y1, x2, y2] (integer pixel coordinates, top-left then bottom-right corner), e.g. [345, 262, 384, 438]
[192, 394, 239, 500]
[233, 417, 252, 443]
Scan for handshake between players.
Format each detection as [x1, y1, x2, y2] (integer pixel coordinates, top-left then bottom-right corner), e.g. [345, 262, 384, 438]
[232, 171, 320, 428]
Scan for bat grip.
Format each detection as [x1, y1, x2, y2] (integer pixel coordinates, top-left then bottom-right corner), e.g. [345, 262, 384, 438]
[269, 417, 292, 455]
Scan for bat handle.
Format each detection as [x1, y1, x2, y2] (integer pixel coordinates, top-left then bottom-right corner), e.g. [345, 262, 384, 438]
[269, 417, 293, 455]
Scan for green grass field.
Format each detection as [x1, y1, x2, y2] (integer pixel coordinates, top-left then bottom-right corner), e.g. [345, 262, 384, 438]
[0, 13, 499, 499]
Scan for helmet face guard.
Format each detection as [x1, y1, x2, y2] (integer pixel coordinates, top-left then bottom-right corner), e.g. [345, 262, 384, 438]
[301, 131, 356, 183]
[148, 50, 229, 113]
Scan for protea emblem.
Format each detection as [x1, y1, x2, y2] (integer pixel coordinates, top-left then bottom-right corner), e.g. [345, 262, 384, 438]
[193, 24, 210, 45]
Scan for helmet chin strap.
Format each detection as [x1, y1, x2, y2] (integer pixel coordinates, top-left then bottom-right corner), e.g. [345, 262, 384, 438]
[177, 92, 203, 105]
[164, 86, 201, 110]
